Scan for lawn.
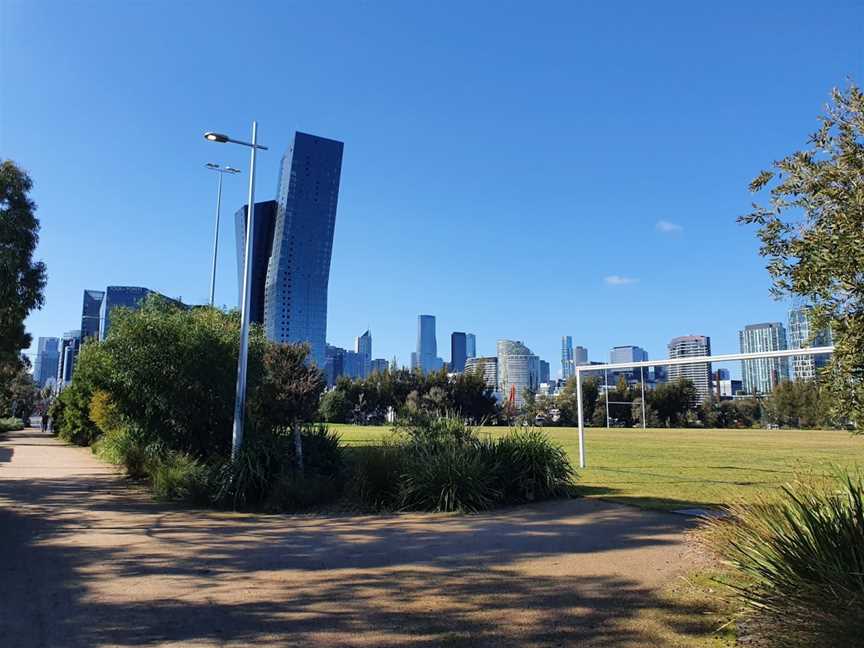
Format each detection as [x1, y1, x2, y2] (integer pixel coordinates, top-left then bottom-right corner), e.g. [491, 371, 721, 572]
[329, 424, 864, 510]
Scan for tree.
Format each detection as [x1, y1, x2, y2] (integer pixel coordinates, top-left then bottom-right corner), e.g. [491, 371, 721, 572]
[647, 379, 696, 427]
[556, 376, 599, 426]
[739, 83, 864, 428]
[319, 389, 352, 423]
[0, 161, 47, 369]
[0, 362, 38, 420]
[250, 343, 325, 473]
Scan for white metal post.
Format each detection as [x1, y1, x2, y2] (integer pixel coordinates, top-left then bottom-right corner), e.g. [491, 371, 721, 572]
[604, 368, 610, 429]
[209, 172, 223, 307]
[640, 365, 646, 429]
[576, 368, 585, 468]
[231, 121, 258, 458]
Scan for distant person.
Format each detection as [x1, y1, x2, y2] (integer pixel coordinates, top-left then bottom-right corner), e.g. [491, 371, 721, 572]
[41, 413, 48, 433]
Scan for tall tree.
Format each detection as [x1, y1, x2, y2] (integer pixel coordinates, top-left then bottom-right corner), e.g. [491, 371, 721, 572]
[0, 160, 47, 369]
[740, 84, 864, 428]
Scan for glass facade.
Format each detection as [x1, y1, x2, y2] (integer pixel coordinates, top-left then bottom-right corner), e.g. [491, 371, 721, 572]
[234, 200, 277, 325]
[450, 332, 467, 373]
[81, 290, 104, 341]
[264, 132, 344, 369]
[465, 356, 498, 391]
[99, 286, 152, 340]
[33, 337, 60, 387]
[355, 330, 372, 378]
[465, 333, 476, 359]
[416, 314, 438, 374]
[561, 335, 574, 379]
[667, 335, 712, 403]
[497, 340, 540, 407]
[739, 322, 789, 394]
[788, 307, 833, 380]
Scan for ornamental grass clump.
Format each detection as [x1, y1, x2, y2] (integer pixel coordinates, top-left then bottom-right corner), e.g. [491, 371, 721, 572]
[494, 428, 575, 502]
[705, 472, 864, 647]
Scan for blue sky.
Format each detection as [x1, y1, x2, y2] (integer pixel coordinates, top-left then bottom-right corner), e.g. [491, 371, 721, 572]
[3, 1, 863, 376]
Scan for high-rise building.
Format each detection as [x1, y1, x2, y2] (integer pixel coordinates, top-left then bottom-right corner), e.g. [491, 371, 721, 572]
[416, 314, 438, 374]
[450, 332, 467, 373]
[667, 335, 712, 403]
[234, 200, 278, 324]
[465, 356, 498, 391]
[497, 340, 540, 408]
[539, 359, 550, 383]
[371, 358, 389, 374]
[99, 286, 156, 340]
[80, 290, 104, 340]
[466, 333, 476, 359]
[739, 322, 789, 394]
[561, 336, 574, 379]
[33, 337, 60, 388]
[324, 344, 345, 387]
[610, 345, 648, 365]
[57, 330, 82, 387]
[574, 346, 588, 365]
[262, 132, 344, 369]
[355, 329, 372, 378]
[788, 307, 833, 380]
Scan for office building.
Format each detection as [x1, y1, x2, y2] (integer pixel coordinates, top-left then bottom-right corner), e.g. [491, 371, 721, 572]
[739, 322, 789, 394]
[416, 314, 438, 374]
[80, 290, 104, 340]
[574, 345, 588, 365]
[788, 307, 833, 380]
[539, 359, 550, 383]
[234, 200, 278, 324]
[497, 340, 540, 408]
[355, 329, 372, 378]
[33, 337, 60, 388]
[667, 335, 712, 403]
[610, 345, 648, 365]
[371, 358, 389, 374]
[99, 287, 154, 340]
[561, 336, 574, 379]
[450, 332, 467, 373]
[57, 330, 82, 387]
[262, 132, 344, 369]
[465, 356, 498, 391]
[466, 333, 476, 359]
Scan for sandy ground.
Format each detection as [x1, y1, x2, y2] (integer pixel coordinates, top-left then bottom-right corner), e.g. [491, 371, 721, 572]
[0, 428, 704, 647]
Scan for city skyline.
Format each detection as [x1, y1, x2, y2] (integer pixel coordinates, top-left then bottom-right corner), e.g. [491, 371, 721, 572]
[6, 2, 861, 373]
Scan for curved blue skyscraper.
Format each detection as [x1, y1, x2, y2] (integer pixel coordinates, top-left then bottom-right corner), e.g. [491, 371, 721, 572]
[264, 132, 344, 368]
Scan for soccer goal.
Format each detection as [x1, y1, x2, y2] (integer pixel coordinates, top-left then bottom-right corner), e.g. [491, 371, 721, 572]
[574, 346, 835, 468]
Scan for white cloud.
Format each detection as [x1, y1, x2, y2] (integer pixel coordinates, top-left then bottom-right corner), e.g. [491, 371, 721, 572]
[604, 275, 640, 286]
[656, 220, 683, 234]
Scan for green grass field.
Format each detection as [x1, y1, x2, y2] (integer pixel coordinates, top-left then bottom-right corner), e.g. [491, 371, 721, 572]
[329, 424, 863, 510]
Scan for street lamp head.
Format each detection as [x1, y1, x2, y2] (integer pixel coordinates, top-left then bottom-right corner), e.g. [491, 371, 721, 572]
[225, 166, 241, 174]
[205, 162, 220, 169]
[204, 132, 229, 143]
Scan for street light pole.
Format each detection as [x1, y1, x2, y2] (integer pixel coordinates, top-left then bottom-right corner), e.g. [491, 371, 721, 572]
[204, 124, 268, 458]
[205, 164, 240, 308]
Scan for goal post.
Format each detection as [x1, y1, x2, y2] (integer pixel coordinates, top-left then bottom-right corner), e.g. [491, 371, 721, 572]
[574, 345, 835, 469]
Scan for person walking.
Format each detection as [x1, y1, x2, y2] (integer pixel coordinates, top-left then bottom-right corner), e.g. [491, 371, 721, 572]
[41, 412, 49, 433]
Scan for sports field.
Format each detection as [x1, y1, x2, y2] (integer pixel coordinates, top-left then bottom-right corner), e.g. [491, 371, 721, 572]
[330, 424, 863, 510]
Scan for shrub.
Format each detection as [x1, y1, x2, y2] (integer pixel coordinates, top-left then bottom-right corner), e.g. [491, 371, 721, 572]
[149, 452, 212, 504]
[706, 473, 864, 647]
[347, 440, 407, 510]
[493, 428, 575, 502]
[0, 417, 24, 433]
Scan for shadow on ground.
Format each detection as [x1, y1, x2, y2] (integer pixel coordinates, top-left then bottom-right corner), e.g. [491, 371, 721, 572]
[0, 432, 724, 647]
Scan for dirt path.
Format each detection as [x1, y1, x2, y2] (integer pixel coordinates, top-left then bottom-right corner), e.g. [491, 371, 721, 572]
[0, 428, 710, 647]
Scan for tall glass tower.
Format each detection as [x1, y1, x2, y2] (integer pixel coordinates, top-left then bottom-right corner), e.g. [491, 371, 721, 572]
[450, 332, 467, 372]
[80, 290, 104, 341]
[739, 322, 789, 394]
[416, 315, 438, 373]
[263, 132, 344, 368]
[235, 200, 277, 325]
[561, 335, 574, 379]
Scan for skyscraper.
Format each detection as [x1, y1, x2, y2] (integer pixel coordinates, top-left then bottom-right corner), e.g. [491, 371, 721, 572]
[574, 346, 588, 365]
[466, 333, 476, 359]
[561, 335, 574, 379]
[99, 286, 153, 340]
[465, 356, 498, 391]
[80, 290, 104, 340]
[263, 132, 344, 369]
[739, 322, 789, 394]
[610, 345, 648, 365]
[667, 335, 712, 403]
[355, 329, 372, 378]
[416, 315, 438, 374]
[234, 200, 277, 324]
[788, 307, 833, 380]
[539, 360, 550, 383]
[33, 337, 60, 387]
[450, 332, 467, 373]
[57, 330, 82, 386]
[497, 340, 540, 408]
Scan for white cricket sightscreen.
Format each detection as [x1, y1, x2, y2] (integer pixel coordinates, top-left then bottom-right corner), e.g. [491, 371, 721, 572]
[574, 346, 835, 468]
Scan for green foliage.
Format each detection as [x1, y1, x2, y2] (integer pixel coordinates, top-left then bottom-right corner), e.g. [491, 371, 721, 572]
[149, 452, 211, 504]
[347, 440, 407, 510]
[739, 83, 864, 428]
[555, 376, 599, 426]
[647, 379, 697, 427]
[763, 380, 832, 429]
[0, 160, 47, 370]
[707, 473, 864, 646]
[0, 417, 24, 433]
[0, 363, 38, 421]
[319, 388, 352, 423]
[94, 426, 150, 478]
[700, 397, 761, 428]
[493, 428, 575, 502]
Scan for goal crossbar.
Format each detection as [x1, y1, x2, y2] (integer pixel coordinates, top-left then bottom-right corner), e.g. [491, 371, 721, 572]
[574, 346, 834, 468]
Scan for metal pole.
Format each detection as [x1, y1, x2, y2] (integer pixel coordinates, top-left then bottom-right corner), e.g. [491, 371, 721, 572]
[231, 121, 258, 458]
[576, 368, 585, 468]
[640, 365, 646, 429]
[604, 368, 610, 429]
[209, 171, 223, 307]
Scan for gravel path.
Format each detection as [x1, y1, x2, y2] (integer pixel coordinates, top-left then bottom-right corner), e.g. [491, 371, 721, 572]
[0, 428, 702, 647]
